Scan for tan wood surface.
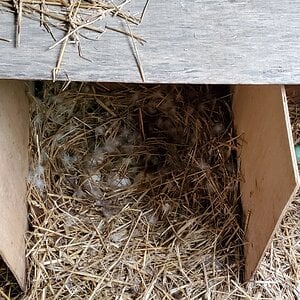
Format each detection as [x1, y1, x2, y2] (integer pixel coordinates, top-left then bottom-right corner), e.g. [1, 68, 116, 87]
[0, 80, 29, 289]
[233, 85, 299, 280]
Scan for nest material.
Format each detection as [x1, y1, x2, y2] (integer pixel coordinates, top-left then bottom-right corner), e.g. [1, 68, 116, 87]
[1, 83, 300, 299]
[21, 83, 243, 299]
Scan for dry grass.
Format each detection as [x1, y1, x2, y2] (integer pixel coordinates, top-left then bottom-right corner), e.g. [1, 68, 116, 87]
[0, 83, 300, 299]
[24, 82, 243, 299]
[0, 0, 147, 79]
[0, 261, 22, 299]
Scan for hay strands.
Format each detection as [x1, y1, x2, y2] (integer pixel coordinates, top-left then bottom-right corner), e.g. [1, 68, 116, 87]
[17, 83, 246, 299]
[0, 0, 146, 80]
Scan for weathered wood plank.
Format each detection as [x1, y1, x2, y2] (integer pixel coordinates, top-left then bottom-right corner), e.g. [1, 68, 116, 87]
[0, 1, 300, 83]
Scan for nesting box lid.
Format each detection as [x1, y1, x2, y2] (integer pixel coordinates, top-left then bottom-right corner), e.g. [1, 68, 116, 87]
[0, 1, 300, 83]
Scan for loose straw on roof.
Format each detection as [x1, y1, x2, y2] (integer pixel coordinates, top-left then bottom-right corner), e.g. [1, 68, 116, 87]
[0, 0, 147, 80]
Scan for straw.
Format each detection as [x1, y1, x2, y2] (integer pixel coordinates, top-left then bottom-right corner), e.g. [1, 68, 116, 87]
[23, 83, 244, 299]
[1, 83, 299, 299]
[0, 0, 146, 80]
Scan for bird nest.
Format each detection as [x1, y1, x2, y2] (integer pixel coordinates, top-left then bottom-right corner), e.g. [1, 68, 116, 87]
[1, 83, 300, 299]
[6, 82, 242, 299]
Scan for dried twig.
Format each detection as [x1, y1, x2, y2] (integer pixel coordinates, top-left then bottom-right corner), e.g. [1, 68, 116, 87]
[126, 20, 145, 82]
[139, 0, 151, 24]
[0, 37, 11, 42]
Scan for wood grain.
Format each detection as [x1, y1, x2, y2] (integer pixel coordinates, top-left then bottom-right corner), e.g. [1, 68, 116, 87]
[0, 80, 29, 290]
[0, 1, 300, 83]
[232, 85, 299, 280]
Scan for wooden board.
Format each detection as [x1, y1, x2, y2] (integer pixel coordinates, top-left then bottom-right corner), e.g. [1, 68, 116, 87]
[232, 85, 300, 280]
[1, 1, 300, 83]
[0, 80, 29, 289]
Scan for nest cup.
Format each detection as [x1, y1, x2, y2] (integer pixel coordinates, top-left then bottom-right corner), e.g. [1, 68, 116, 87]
[18, 83, 243, 299]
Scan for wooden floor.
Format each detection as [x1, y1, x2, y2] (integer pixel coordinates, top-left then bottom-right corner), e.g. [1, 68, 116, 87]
[0, 0, 300, 83]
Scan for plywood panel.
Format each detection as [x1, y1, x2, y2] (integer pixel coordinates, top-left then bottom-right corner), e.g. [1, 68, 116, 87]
[232, 85, 299, 280]
[0, 80, 29, 289]
[0, 1, 300, 83]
